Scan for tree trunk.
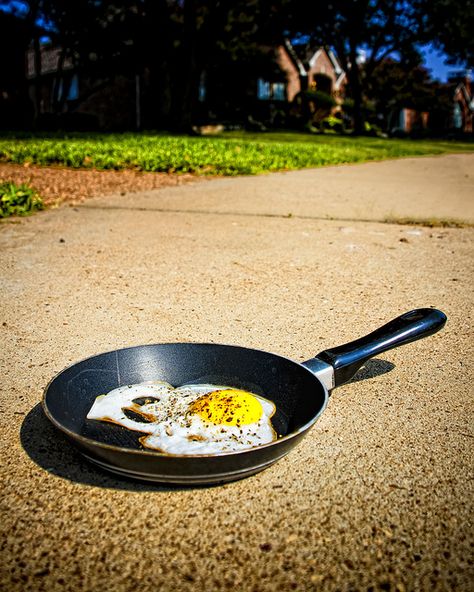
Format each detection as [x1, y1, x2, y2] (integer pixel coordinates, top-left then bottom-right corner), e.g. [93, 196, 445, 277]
[32, 34, 42, 125]
[348, 49, 365, 135]
[52, 47, 68, 114]
[171, 0, 200, 131]
[153, 64, 173, 127]
[141, 0, 175, 129]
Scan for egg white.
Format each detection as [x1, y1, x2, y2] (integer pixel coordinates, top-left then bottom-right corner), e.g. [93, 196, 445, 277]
[86, 381, 174, 434]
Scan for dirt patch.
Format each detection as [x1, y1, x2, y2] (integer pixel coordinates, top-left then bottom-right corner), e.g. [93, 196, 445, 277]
[0, 163, 203, 207]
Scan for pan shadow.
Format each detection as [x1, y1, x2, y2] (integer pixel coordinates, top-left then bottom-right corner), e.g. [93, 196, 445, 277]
[348, 358, 395, 384]
[20, 404, 212, 492]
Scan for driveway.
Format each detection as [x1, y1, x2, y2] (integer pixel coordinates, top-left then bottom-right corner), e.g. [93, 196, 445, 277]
[1, 154, 473, 591]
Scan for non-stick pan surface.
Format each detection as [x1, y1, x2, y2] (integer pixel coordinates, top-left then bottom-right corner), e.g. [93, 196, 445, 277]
[43, 309, 446, 484]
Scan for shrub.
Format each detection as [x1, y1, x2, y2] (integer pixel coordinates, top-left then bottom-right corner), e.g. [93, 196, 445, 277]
[303, 90, 337, 111]
[320, 114, 345, 133]
[0, 181, 44, 218]
[364, 121, 383, 136]
[342, 98, 354, 115]
[290, 91, 337, 128]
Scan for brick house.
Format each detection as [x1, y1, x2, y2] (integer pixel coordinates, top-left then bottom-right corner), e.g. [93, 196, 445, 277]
[25, 39, 346, 130]
[452, 76, 473, 133]
[390, 75, 473, 135]
[276, 40, 346, 101]
[26, 46, 77, 112]
[199, 39, 346, 126]
[391, 108, 429, 134]
[26, 44, 139, 129]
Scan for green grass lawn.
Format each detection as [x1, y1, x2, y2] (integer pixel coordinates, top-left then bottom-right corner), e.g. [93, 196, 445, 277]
[0, 131, 472, 175]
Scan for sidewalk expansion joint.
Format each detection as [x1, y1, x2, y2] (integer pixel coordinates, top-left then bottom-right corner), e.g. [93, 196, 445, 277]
[79, 204, 471, 229]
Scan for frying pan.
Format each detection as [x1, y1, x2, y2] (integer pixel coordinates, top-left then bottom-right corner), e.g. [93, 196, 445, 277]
[43, 308, 446, 485]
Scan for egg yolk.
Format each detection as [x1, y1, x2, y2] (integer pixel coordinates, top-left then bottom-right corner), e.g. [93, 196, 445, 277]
[189, 389, 263, 426]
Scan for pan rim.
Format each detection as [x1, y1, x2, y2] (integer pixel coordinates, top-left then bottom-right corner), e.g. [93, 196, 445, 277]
[81, 451, 287, 483]
[42, 341, 329, 460]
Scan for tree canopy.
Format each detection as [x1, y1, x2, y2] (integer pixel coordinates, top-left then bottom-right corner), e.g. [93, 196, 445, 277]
[425, 0, 474, 67]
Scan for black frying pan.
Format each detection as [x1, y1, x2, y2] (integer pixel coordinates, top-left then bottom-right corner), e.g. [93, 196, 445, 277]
[43, 308, 446, 485]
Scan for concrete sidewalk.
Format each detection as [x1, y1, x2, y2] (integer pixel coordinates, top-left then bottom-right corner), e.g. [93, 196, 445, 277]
[1, 155, 473, 591]
[88, 153, 474, 224]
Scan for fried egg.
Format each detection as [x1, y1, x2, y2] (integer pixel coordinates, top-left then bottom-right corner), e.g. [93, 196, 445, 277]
[86, 382, 277, 455]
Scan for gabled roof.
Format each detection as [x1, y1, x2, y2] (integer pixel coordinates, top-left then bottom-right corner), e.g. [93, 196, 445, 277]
[283, 39, 346, 87]
[283, 39, 306, 76]
[454, 82, 474, 112]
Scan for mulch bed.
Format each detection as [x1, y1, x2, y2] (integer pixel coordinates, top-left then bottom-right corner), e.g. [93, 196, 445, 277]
[0, 163, 203, 208]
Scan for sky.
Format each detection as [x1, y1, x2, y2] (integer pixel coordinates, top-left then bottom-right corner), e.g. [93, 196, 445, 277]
[420, 44, 461, 82]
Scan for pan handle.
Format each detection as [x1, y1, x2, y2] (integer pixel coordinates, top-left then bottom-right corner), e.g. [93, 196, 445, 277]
[303, 308, 447, 389]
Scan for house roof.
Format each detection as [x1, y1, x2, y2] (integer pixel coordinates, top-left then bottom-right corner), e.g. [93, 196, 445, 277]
[283, 39, 345, 87]
[26, 45, 74, 78]
[283, 39, 306, 76]
[454, 82, 474, 112]
[290, 41, 318, 67]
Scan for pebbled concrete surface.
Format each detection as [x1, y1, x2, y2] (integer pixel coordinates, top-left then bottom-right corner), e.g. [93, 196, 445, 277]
[1, 155, 473, 591]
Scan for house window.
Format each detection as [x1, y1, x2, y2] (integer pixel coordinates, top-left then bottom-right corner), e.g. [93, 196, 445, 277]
[198, 71, 206, 102]
[257, 79, 286, 101]
[273, 83, 285, 101]
[56, 74, 79, 102]
[258, 79, 271, 100]
[67, 75, 79, 101]
[453, 102, 463, 129]
[399, 109, 407, 130]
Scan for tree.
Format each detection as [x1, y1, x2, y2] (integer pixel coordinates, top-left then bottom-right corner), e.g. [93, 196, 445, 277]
[425, 0, 474, 68]
[280, 0, 428, 134]
[366, 58, 453, 133]
[0, 10, 34, 128]
[0, 1, 58, 126]
[367, 59, 430, 119]
[11, 0, 281, 130]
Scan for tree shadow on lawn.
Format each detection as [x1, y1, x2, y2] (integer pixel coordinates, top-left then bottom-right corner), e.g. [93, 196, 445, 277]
[20, 358, 393, 491]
